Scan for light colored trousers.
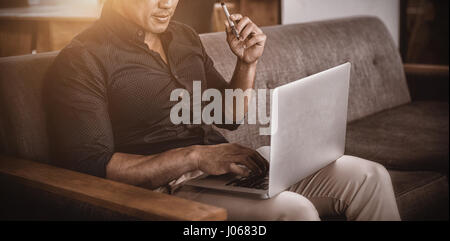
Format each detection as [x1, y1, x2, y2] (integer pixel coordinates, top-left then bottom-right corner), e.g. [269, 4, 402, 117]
[172, 155, 401, 221]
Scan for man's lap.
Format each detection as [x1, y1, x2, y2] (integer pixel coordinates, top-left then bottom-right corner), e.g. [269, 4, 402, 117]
[173, 155, 382, 220]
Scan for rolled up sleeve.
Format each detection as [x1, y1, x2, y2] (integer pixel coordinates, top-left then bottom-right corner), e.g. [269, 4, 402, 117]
[45, 44, 114, 178]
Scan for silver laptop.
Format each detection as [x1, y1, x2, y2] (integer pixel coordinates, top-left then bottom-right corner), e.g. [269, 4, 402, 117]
[186, 63, 351, 199]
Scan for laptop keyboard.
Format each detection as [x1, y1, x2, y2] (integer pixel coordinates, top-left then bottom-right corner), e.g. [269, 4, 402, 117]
[225, 173, 269, 190]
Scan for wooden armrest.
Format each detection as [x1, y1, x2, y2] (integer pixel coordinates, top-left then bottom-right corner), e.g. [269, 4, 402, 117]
[403, 64, 449, 101]
[404, 64, 449, 78]
[0, 155, 227, 221]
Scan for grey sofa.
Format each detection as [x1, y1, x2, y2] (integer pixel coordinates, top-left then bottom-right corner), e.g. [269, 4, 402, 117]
[0, 17, 448, 220]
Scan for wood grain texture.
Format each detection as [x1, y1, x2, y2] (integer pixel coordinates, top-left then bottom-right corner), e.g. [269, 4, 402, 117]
[0, 155, 227, 221]
[0, 4, 98, 56]
[44, 20, 94, 51]
[239, 0, 280, 27]
[0, 20, 34, 56]
[404, 63, 449, 77]
[0, 19, 94, 56]
[212, 0, 280, 32]
[0, 4, 100, 22]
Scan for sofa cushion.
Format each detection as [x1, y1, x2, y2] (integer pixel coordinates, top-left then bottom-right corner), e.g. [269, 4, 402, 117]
[346, 101, 449, 172]
[389, 170, 448, 220]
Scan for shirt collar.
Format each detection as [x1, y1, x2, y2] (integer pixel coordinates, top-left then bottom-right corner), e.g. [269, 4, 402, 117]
[99, 1, 173, 45]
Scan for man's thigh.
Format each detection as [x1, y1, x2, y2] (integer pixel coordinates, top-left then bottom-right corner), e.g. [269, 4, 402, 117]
[173, 186, 319, 221]
[174, 155, 396, 220]
[289, 155, 397, 219]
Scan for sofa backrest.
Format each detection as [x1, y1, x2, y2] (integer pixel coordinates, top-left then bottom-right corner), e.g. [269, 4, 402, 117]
[0, 52, 57, 163]
[0, 17, 410, 162]
[203, 17, 411, 148]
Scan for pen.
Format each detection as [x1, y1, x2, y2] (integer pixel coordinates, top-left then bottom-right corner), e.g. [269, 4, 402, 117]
[221, 2, 240, 39]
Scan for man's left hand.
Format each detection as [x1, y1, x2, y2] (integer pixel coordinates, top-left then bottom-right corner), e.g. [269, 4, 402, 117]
[225, 14, 267, 64]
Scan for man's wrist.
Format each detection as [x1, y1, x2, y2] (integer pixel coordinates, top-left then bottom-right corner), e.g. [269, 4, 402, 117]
[238, 59, 258, 70]
[232, 59, 258, 90]
[186, 145, 201, 171]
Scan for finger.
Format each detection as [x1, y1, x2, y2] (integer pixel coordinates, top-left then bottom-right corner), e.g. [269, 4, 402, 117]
[235, 16, 251, 35]
[239, 20, 263, 39]
[245, 34, 267, 48]
[229, 163, 250, 177]
[247, 156, 265, 175]
[252, 151, 270, 175]
[239, 23, 256, 41]
[230, 145, 264, 174]
[230, 13, 243, 22]
[224, 20, 239, 42]
[253, 25, 263, 34]
[224, 20, 233, 41]
[236, 156, 261, 174]
[248, 152, 267, 175]
[224, 20, 231, 34]
[241, 22, 264, 41]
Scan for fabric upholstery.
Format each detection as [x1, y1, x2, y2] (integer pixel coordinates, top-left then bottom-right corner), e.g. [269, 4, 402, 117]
[389, 170, 448, 220]
[0, 52, 56, 163]
[201, 17, 411, 148]
[346, 101, 449, 173]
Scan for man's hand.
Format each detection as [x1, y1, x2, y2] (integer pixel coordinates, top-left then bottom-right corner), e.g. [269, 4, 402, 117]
[194, 143, 269, 177]
[225, 14, 267, 64]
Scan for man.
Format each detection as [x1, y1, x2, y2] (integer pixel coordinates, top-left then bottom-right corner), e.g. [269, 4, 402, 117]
[45, 0, 401, 221]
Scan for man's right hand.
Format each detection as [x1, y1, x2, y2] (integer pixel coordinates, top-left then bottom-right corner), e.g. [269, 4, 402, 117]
[193, 143, 269, 177]
[106, 143, 269, 190]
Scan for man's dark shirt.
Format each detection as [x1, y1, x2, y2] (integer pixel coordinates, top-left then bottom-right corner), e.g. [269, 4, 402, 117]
[45, 4, 236, 178]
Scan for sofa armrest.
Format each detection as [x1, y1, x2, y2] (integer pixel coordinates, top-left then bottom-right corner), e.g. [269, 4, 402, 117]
[404, 64, 449, 101]
[404, 64, 449, 77]
[0, 155, 227, 221]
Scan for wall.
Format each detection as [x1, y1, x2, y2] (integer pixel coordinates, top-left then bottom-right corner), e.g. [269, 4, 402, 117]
[281, 0, 400, 47]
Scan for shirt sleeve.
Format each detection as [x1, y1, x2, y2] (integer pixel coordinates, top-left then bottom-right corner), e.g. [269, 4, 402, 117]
[45, 44, 114, 178]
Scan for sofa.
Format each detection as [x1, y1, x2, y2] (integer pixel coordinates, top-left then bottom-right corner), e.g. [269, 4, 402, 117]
[0, 16, 448, 220]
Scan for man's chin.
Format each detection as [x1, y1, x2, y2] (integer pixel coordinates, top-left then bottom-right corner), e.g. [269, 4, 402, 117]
[146, 26, 169, 35]
[146, 20, 171, 34]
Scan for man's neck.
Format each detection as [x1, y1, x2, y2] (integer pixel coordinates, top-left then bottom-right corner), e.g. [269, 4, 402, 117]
[145, 32, 168, 64]
[144, 32, 162, 49]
